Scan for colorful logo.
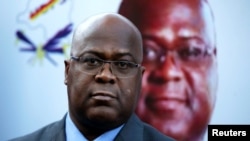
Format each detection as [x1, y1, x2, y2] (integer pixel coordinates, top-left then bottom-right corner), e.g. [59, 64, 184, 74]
[16, 0, 73, 66]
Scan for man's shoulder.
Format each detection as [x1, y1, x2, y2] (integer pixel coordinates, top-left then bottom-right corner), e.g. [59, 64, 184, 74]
[9, 116, 66, 141]
[116, 114, 175, 141]
[141, 121, 175, 141]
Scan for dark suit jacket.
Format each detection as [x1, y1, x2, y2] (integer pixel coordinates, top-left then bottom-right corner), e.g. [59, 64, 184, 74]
[9, 114, 175, 141]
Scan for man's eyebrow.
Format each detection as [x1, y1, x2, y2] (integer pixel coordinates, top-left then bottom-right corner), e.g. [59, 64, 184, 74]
[81, 51, 135, 60]
[78, 50, 100, 57]
[113, 52, 133, 57]
[113, 52, 137, 61]
[143, 34, 204, 43]
[178, 36, 205, 43]
[142, 34, 160, 42]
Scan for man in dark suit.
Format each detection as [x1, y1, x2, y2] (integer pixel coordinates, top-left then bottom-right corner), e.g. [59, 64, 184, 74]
[10, 13, 175, 141]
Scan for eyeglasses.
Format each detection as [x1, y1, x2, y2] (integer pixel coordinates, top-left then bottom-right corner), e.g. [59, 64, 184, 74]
[71, 56, 141, 78]
[143, 44, 214, 69]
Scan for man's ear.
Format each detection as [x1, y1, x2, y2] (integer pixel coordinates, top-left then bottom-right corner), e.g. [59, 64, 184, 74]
[213, 47, 217, 56]
[64, 60, 70, 85]
[141, 66, 145, 75]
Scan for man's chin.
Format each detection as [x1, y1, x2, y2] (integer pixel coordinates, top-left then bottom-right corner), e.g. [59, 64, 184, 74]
[150, 118, 191, 141]
[137, 110, 192, 137]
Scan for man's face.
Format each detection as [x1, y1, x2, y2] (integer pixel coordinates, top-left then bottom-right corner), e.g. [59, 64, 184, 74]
[119, 0, 218, 140]
[64, 18, 144, 130]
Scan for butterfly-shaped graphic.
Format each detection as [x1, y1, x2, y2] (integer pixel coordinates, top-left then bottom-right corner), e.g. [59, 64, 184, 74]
[16, 23, 73, 66]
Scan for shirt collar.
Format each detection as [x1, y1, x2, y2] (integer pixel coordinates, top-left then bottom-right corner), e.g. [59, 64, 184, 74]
[65, 113, 124, 141]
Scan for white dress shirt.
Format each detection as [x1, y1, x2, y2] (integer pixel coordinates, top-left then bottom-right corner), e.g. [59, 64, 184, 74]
[65, 113, 124, 141]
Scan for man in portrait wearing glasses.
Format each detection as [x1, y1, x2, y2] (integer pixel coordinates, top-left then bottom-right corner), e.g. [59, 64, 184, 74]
[10, 13, 175, 141]
[119, 0, 218, 141]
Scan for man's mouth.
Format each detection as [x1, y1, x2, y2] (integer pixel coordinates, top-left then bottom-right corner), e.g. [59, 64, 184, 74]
[146, 94, 187, 113]
[91, 91, 117, 101]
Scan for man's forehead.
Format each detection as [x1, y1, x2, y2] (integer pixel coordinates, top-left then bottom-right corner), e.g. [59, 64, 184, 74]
[72, 15, 136, 48]
[72, 29, 139, 54]
[149, 2, 207, 21]
[120, 0, 215, 47]
[121, 0, 212, 21]
[83, 48, 135, 59]
[74, 13, 141, 38]
[71, 15, 142, 62]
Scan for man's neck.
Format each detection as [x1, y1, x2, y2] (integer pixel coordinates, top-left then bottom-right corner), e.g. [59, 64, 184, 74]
[69, 113, 124, 140]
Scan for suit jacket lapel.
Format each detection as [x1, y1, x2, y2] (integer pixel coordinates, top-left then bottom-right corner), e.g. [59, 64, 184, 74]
[46, 115, 67, 141]
[114, 114, 143, 141]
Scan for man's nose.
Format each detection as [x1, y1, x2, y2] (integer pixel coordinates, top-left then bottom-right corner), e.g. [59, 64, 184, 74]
[95, 63, 116, 84]
[161, 53, 183, 82]
[147, 53, 183, 84]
